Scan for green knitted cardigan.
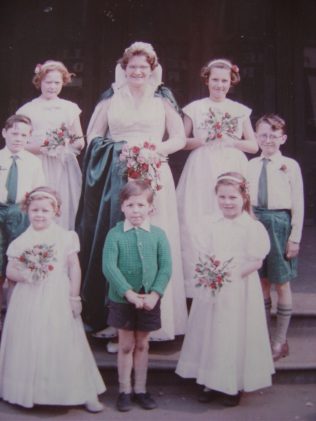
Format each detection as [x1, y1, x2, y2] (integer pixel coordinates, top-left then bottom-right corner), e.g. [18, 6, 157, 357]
[102, 221, 172, 303]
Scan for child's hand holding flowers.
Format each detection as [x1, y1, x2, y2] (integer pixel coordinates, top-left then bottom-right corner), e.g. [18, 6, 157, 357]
[15, 244, 56, 283]
[41, 123, 83, 158]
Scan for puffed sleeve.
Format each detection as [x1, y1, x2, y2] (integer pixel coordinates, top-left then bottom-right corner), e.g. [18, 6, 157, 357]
[66, 101, 82, 127]
[247, 220, 270, 259]
[6, 237, 21, 260]
[66, 231, 80, 255]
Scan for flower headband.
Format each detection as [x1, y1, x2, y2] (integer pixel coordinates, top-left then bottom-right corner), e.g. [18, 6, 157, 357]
[26, 191, 59, 207]
[208, 59, 239, 73]
[217, 175, 249, 192]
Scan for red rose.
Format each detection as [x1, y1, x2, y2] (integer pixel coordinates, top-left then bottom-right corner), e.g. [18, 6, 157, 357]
[149, 143, 156, 151]
[141, 163, 149, 172]
[128, 170, 140, 179]
[57, 131, 64, 138]
[43, 140, 49, 146]
[143, 141, 150, 149]
[216, 133, 223, 139]
[156, 161, 161, 168]
[48, 265, 54, 271]
[19, 255, 25, 262]
[215, 122, 221, 129]
[131, 146, 140, 154]
[214, 260, 220, 267]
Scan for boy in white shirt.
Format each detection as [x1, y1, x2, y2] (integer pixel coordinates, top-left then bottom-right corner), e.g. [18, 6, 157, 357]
[247, 114, 304, 361]
[0, 114, 45, 322]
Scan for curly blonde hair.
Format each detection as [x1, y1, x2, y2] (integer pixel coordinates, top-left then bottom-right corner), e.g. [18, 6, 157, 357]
[118, 41, 158, 71]
[32, 60, 75, 89]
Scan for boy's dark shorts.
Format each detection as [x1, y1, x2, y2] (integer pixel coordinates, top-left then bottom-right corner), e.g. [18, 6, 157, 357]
[107, 296, 161, 332]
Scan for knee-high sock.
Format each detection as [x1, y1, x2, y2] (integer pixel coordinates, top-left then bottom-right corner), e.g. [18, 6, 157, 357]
[264, 296, 272, 336]
[274, 303, 292, 345]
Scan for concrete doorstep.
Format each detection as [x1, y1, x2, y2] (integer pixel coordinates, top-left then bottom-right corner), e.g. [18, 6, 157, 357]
[91, 292, 316, 385]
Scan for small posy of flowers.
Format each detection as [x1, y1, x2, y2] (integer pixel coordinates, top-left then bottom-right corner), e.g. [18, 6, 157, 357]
[41, 123, 82, 157]
[279, 164, 288, 173]
[119, 141, 167, 192]
[200, 108, 239, 142]
[17, 243, 56, 283]
[195, 254, 234, 296]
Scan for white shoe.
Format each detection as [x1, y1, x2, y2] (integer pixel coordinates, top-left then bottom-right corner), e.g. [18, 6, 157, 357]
[92, 326, 118, 339]
[106, 341, 119, 354]
[85, 399, 104, 413]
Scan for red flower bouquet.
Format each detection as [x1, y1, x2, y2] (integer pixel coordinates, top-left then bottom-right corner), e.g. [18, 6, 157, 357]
[195, 254, 234, 296]
[17, 243, 56, 283]
[201, 108, 239, 142]
[119, 141, 167, 192]
[41, 123, 82, 157]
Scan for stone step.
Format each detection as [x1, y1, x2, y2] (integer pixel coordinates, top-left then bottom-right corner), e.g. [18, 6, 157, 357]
[271, 291, 316, 317]
[91, 291, 316, 384]
[91, 322, 316, 384]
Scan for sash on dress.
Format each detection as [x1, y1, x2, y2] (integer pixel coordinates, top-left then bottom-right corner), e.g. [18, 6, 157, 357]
[75, 137, 126, 330]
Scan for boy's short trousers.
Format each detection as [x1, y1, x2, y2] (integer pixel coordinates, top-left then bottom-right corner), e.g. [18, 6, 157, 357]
[107, 296, 161, 332]
[253, 207, 297, 283]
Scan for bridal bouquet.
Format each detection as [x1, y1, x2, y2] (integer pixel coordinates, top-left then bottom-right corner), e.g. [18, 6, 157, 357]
[195, 254, 234, 296]
[201, 108, 239, 142]
[119, 141, 167, 192]
[17, 243, 56, 283]
[41, 123, 81, 157]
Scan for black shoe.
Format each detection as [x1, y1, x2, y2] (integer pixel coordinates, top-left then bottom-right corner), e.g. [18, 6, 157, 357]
[198, 389, 219, 403]
[133, 392, 157, 410]
[116, 393, 132, 412]
[220, 391, 241, 407]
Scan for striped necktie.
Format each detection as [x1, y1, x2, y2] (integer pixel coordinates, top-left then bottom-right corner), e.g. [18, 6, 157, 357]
[257, 158, 269, 208]
[6, 155, 18, 204]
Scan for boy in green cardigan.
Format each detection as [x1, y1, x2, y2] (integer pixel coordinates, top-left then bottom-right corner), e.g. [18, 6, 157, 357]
[103, 180, 172, 412]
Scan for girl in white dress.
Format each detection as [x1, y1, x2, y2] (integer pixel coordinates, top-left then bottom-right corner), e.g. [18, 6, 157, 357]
[176, 172, 274, 407]
[86, 42, 188, 341]
[0, 187, 105, 412]
[176, 58, 258, 298]
[16, 61, 84, 230]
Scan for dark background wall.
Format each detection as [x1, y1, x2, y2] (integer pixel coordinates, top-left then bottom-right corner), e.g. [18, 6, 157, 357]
[0, 0, 315, 221]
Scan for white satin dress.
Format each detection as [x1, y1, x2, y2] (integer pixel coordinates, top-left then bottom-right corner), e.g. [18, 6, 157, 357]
[107, 84, 188, 340]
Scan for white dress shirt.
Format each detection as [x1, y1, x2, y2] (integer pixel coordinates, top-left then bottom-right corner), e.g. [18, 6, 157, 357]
[0, 147, 46, 203]
[247, 151, 304, 243]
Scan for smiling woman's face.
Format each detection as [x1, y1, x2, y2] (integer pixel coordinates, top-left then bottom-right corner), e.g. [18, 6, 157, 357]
[125, 55, 152, 88]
